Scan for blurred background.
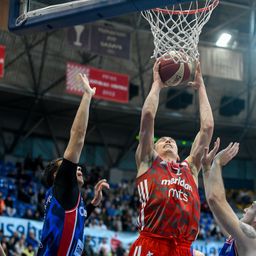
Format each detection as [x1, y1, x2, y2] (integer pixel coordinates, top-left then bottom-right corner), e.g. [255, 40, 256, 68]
[0, 0, 256, 255]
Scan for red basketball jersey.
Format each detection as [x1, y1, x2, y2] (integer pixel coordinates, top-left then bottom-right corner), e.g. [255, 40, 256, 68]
[136, 156, 200, 241]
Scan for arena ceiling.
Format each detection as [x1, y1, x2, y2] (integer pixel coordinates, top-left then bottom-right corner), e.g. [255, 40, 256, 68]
[1, 0, 256, 167]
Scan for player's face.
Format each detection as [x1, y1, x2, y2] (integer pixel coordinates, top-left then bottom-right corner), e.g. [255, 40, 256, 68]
[241, 201, 256, 224]
[76, 166, 84, 187]
[155, 137, 178, 157]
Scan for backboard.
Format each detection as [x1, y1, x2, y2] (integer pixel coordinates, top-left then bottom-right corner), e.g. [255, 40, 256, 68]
[9, 0, 194, 35]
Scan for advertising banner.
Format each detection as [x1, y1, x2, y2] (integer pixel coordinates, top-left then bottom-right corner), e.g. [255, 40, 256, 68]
[0, 45, 5, 78]
[66, 62, 129, 103]
[0, 216, 224, 254]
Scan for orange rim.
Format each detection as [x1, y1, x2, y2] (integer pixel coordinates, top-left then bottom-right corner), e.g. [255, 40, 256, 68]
[153, 0, 219, 15]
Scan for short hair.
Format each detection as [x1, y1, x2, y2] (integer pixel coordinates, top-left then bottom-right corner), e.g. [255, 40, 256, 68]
[42, 158, 63, 188]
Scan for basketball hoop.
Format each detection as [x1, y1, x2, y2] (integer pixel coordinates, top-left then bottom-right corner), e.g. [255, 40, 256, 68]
[142, 0, 219, 63]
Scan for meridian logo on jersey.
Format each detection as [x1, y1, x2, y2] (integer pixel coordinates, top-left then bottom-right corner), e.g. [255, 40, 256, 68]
[161, 177, 192, 202]
[161, 177, 192, 190]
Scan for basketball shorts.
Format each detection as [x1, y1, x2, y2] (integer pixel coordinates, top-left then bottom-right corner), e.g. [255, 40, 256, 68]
[128, 232, 193, 256]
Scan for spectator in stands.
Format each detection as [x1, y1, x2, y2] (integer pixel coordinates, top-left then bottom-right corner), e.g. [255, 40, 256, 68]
[113, 215, 122, 232]
[98, 238, 111, 256]
[208, 248, 217, 256]
[26, 231, 38, 251]
[37, 187, 45, 204]
[38, 73, 109, 256]
[37, 198, 45, 219]
[202, 138, 256, 256]
[83, 236, 94, 256]
[22, 244, 35, 256]
[0, 193, 5, 215]
[7, 236, 16, 255]
[17, 182, 30, 203]
[12, 232, 19, 244]
[1, 237, 8, 256]
[24, 154, 34, 171]
[23, 209, 34, 219]
[34, 155, 44, 171]
[4, 194, 16, 217]
[99, 220, 107, 230]
[115, 243, 125, 256]
[14, 236, 25, 255]
[201, 200, 210, 213]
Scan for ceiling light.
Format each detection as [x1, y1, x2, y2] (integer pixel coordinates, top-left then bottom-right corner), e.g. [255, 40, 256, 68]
[216, 33, 232, 47]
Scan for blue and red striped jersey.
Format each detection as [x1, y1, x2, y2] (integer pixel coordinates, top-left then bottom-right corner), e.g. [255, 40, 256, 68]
[37, 187, 87, 256]
[219, 238, 238, 256]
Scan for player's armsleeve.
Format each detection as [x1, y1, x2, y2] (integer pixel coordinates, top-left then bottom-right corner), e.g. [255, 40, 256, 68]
[53, 158, 79, 210]
[86, 203, 96, 220]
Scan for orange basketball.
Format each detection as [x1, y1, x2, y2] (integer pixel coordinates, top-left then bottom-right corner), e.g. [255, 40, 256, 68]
[159, 58, 195, 87]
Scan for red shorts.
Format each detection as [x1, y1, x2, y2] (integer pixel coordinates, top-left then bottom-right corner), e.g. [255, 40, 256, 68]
[128, 232, 192, 256]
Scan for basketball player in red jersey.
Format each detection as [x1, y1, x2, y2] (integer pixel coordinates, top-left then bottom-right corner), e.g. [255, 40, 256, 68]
[129, 60, 214, 256]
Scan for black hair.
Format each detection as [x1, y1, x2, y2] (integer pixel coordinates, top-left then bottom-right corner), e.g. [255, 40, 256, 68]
[42, 158, 63, 188]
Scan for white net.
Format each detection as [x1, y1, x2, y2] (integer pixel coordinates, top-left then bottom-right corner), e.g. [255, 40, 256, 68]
[142, 0, 219, 63]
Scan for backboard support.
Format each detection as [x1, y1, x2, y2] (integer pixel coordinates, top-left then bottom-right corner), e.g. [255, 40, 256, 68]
[9, 0, 194, 35]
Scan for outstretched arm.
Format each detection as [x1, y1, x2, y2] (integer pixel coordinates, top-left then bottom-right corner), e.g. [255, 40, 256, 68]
[186, 64, 214, 174]
[202, 140, 251, 247]
[136, 60, 164, 176]
[64, 74, 96, 163]
[54, 74, 95, 210]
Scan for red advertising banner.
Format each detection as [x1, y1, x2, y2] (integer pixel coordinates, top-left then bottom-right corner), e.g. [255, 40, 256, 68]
[66, 62, 129, 103]
[0, 45, 5, 78]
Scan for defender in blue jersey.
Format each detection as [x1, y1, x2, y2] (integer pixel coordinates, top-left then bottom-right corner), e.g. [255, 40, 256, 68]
[202, 138, 256, 256]
[38, 73, 109, 256]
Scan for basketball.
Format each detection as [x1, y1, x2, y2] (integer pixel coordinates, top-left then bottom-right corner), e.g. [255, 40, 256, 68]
[159, 58, 195, 87]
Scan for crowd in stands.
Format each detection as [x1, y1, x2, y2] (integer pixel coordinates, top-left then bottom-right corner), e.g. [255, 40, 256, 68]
[0, 156, 255, 255]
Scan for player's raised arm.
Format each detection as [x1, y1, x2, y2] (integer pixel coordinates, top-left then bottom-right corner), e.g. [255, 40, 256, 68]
[136, 60, 164, 176]
[64, 73, 96, 163]
[52, 73, 95, 210]
[201, 140, 254, 250]
[186, 63, 214, 175]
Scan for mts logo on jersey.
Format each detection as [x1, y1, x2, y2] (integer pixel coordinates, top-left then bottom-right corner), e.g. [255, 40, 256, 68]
[161, 177, 192, 202]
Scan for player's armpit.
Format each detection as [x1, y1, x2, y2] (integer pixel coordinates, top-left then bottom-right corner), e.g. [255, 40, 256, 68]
[239, 221, 256, 239]
[136, 146, 156, 177]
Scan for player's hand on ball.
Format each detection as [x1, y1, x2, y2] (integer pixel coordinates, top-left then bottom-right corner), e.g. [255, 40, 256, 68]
[153, 60, 165, 88]
[91, 179, 110, 206]
[79, 73, 96, 96]
[187, 62, 203, 90]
